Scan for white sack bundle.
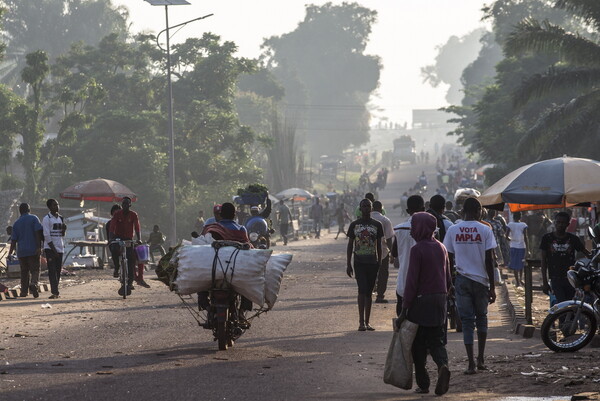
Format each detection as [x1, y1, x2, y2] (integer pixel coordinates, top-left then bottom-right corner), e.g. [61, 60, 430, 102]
[191, 234, 214, 245]
[174, 245, 272, 306]
[264, 253, 293, 309]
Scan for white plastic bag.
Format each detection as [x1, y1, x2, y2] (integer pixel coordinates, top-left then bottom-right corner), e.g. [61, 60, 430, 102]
[383, 319, 418, 389]
[173, 245, 271, 306]
[264, 253, 293, 309]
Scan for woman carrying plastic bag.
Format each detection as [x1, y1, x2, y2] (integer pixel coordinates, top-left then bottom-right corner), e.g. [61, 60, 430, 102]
[385, 212, 452, 395]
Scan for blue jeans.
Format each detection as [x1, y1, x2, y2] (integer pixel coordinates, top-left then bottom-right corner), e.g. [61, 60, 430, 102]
[455, 274, 489, 345]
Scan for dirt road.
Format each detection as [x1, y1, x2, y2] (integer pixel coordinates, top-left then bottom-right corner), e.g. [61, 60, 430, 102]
[1, 165, 599, 400]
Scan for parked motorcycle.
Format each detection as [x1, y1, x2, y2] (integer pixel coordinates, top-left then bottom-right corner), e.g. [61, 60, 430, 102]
[540, 228, 600, 352]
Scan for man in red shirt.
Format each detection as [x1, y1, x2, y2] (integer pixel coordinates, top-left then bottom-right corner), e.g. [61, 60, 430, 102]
[109, 197, 141, 295]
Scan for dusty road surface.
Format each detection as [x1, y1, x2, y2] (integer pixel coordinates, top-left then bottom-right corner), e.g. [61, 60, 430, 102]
[1, 165, 599, 401]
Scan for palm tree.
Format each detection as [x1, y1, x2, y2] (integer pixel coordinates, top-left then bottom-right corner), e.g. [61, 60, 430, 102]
[504, 0, 600, 159]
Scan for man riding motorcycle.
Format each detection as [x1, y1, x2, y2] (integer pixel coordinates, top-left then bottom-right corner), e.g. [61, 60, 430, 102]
[244, 197, 272, 249]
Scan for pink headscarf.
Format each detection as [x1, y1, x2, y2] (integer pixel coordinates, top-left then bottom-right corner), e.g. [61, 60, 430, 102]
[410, 212, 437, 242]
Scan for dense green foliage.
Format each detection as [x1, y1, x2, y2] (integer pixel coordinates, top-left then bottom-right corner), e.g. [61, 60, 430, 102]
[261, 2, 381, 157]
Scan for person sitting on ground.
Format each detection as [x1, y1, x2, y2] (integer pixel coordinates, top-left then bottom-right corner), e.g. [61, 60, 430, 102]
[399, 212, 451, 396]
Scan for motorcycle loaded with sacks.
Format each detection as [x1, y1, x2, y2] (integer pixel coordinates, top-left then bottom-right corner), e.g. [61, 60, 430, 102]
[541, 228, 600, 352]
[156, 239, 292, 350]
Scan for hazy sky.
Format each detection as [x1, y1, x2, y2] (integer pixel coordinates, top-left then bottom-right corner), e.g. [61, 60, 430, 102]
[115, 0, 490, 124]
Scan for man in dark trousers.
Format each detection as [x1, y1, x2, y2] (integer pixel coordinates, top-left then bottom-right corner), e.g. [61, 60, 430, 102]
[109, 197, 141, 296]
[540, 211, 590, 303]
[8, 203, 43, 298]
[42, 199, 66, 299]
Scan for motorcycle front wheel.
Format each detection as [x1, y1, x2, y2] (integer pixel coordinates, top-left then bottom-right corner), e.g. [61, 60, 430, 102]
[217, 320, 228, 351]
[541, 308, 597, 352]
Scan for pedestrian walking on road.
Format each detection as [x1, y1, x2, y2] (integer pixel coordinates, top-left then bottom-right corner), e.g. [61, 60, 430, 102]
[8, 203, 43, 298]
[398, 212, 451, 395]
[310, 197, 324, 239]
[334, 202, 351, 240]
[346, 199, 383, 331]
[277, 200, 293, 245]
[371, 201, 394, 303]
[506, 212, 529, 287]
[443, 198, 497, 375]
[392, 195, 424, 315]
[42, 199, 66, 299]
[540, 211, 590, 303]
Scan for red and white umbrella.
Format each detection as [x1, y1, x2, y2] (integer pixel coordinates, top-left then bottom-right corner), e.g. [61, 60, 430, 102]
[60, 178, 137, 203]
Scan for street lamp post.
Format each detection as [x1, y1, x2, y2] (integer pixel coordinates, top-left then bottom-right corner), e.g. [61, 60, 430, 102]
[144, 0, 212, 245]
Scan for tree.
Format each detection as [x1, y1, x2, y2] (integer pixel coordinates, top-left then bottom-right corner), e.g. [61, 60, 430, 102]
[0, 0, 128, 92]
[262, 2, 381, 157]
[444, 0, 573, 174]
[19, 50, 49, 200]
[504, 0, 600, 160]
[422, 29, 487, 104]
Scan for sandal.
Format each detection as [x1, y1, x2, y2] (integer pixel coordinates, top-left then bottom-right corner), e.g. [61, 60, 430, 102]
[414, 387, 429, 394]
[463, 367, 476, 375]
[358, 325, 366, 331]
[365, 324, 375, 331]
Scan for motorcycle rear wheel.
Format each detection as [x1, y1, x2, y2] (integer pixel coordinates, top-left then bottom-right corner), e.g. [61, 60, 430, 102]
[541, 308, 597, 352]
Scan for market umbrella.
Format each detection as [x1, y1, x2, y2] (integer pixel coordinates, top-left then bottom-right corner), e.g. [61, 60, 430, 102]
[60, 178, 137, 203]
[275, 188, 314, 201]
[479, 156, 600, 212]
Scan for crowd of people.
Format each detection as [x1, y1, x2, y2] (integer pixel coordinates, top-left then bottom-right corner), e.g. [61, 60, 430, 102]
[343, 185, 594, 396]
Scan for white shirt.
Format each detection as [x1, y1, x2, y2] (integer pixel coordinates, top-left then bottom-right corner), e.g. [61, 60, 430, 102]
[507, 221, 527, 248]
[371, 211, 394, 258]
[443, 220, 497, 287]
[394, 217, 415, 297]
[42, 213, 64, 253]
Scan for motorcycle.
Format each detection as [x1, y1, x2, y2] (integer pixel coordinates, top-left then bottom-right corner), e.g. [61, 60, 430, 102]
[540, 228, 600, 352]
[187, 241, 267, 351]
[249, 231, 268, 249]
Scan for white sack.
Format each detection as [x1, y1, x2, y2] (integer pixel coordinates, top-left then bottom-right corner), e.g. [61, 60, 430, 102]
[383, 319, 418, 389]
[174, 245, 271, 306]
[264, 253, 293, 309]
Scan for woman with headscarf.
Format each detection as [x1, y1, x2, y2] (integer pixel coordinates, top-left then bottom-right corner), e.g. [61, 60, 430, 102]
[398, 212, 452, 396]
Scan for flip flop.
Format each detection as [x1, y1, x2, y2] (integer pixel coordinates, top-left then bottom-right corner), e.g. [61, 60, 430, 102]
[365, 324, 375, 331]
[414, 387, 429, 394]
[463, 368, 476, 375]
[477, 364, 488, 371]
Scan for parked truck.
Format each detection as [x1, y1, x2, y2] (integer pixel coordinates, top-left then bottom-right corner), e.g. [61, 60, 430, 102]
[393, 135, 416, 165]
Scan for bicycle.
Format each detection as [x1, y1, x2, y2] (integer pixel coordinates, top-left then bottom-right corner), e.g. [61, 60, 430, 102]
[109, 239, 136, 299]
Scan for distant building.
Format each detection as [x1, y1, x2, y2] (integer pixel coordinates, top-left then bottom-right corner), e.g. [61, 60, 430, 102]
[412, 109, 457, 129]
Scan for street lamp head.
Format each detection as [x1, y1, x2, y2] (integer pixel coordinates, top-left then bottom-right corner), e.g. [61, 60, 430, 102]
[144, 0, 190, 5]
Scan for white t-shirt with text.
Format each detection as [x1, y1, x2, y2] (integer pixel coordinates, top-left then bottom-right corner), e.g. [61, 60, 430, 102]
[443, 220, 497, 287]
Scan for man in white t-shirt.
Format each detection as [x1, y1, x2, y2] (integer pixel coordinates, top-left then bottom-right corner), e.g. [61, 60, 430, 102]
[506, 211, 528, 287]
[371, 201, 394, 303]
[42, 199, 66, 299]
[443, 197, 496, 375]
[391, 195, 424, 315]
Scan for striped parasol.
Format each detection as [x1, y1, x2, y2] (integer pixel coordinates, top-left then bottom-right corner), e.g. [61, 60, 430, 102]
[479, 156, 600, 212]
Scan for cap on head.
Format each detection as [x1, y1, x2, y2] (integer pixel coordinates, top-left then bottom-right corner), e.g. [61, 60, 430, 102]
[250, 206, 259, 212]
